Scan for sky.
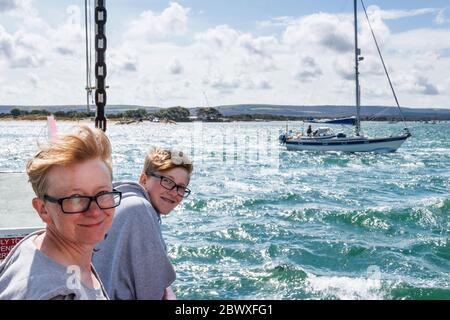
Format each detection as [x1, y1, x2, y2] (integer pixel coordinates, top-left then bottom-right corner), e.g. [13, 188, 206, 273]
[1, 0, 450, 109]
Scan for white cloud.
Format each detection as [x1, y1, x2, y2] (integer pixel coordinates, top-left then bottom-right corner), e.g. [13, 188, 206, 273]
[206, 75, 241, 94]
[125, 2, 190, 41]
[195, 25, 240, 50]
[389, 28, 450, 52]
[360, 57, 385, 77]
[108, 49, 138, 75]
[333, 58, 354, 81]
[169, 58, 184, 74]
[195, 25, 278, 77]
[0, 1, 449, 108]
[296, 56, 322, 82]
[395, 73, 440, 96]
[0, 25, 15, 57]
[435, 7, 450, 25]
[283, 13, 353, 53]
[257, 16, 294, 29]
[0, 0, 32, 13]
[238, 75, 272, 90]
[238, 34, 278, 58]
[0, 0, 18, 12]
[256, 78, 271, 90]
[416, 76, 439, 95]
[0, 26, 45, 68]
[3, 0, 46, 31]
[28, 72, 39, 88]
[365, 5, 437, 20]
[47, 15, 85, 57]
[0, 3, 86, 68]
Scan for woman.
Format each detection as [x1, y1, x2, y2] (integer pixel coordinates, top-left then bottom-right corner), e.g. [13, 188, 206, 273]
[93, 147, 193, 300]
[0, 125, 121, 300]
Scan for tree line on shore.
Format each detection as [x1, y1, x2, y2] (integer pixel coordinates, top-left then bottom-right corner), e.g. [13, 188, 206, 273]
[1, 106, 309, 122]
[1, 107, 217, 121]
[1, 106, 441, 122]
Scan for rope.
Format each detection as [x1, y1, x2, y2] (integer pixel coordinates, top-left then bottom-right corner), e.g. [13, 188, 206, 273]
[84, 0, 94, 112]
[360, 0, 409, 130]
[367, 106, 396, 121]
[89, 0, 94, 105]
[84, 0, 90, 112]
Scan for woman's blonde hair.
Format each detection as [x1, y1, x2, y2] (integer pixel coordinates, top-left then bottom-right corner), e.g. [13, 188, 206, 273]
[26, 125, 113, 198]
[143, 147, 193, 177]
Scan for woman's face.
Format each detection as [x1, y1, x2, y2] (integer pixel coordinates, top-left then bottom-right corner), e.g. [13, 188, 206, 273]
[35, 159, 115, 247]
[140, 167, 189, 215]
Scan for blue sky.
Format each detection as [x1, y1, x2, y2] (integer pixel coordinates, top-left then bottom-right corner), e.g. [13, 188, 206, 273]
[1, 0, 449, 108]
[30, 0, 450, 33]
[29, 1, 450, 38]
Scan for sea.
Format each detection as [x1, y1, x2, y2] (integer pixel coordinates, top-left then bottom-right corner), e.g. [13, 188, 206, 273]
[0, 120, 449, 300]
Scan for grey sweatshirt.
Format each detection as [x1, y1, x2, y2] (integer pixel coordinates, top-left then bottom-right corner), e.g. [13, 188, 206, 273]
[92, 181, 176, 300]
[0, 230, 108, 300]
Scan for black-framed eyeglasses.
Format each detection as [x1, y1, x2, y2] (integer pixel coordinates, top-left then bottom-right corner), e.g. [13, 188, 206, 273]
[43, 189, 122, 214]
[149, 173, 191, 198]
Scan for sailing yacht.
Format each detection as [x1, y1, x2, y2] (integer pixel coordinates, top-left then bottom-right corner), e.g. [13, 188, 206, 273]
[281, 0, 411, 152]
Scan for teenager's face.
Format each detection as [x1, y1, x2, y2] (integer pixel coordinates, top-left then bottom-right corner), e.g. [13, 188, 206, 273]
[140, 167, 190, 215]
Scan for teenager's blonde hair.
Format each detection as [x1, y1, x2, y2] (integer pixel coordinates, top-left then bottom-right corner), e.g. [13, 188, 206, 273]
[26, 125, 113, 197]
[143, 147, 193, 177]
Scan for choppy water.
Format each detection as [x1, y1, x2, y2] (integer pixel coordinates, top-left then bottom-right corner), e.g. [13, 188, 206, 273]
[0, 120, 449, 299]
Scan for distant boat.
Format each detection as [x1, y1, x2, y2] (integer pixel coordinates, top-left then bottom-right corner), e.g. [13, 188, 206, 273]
[280, 0, 410, 153]
[306, 116, 356, 125]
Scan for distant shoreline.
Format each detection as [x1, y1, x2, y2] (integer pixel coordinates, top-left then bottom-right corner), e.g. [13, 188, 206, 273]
[1, 104, 450, 122]
[0, 116, 447, 124]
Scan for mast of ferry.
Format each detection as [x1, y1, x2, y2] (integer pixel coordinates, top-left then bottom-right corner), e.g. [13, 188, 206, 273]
[354, 0, 362, 136]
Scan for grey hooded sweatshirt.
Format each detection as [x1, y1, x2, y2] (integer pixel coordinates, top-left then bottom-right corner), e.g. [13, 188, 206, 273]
[92, 181, 176, 300]
[0, 230, 108, 300]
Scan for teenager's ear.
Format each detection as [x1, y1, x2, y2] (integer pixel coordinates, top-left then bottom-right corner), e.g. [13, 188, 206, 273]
[139, 172, 147, 186]
[32, 197, 51, 224]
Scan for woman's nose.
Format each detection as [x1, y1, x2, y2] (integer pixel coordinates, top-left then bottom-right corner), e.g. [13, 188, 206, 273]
[84, 200, 102, 217]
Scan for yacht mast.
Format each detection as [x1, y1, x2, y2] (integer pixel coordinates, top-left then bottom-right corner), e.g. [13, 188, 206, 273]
[354, 0, 361, 136]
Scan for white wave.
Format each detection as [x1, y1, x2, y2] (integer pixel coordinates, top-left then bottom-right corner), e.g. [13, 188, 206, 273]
[305, 272, 385, 300]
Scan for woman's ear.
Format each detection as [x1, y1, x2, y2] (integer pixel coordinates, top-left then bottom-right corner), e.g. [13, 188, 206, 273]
[32, 197, 52, 224]
[139, 172, 147, 186]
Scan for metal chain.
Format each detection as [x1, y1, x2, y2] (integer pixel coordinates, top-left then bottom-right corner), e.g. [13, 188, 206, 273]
[94, 0, 107, 131]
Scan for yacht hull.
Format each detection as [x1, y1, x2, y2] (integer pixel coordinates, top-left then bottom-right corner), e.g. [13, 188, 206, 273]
[285, 134, 409, 152]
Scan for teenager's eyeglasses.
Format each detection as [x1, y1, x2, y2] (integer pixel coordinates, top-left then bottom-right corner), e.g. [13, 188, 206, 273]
[43, 190, 122, 214]
[149, 173, 191, 198]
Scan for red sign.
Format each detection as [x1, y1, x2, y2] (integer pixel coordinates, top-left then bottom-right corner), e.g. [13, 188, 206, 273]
[0, 237, 24, 261]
